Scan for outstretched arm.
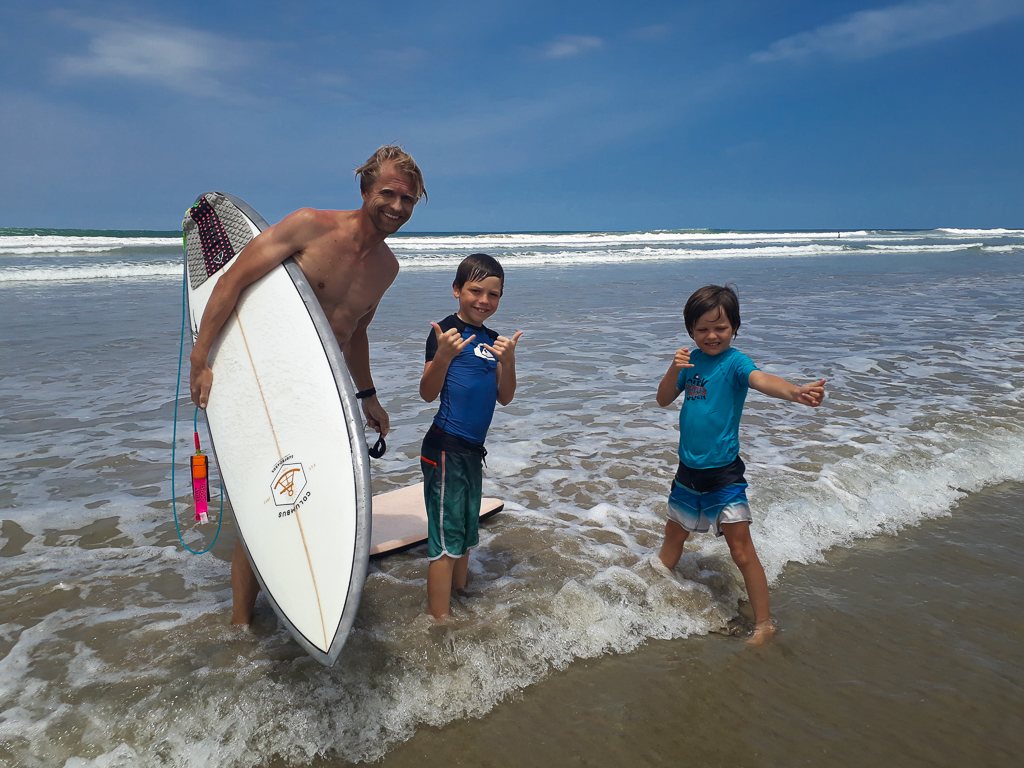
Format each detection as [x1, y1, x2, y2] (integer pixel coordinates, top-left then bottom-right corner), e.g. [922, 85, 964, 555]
[748, 371, 826, 407]
[484, 331, 524, 406]
[189, 208, 324, 408]
[656, 348, 694, 407]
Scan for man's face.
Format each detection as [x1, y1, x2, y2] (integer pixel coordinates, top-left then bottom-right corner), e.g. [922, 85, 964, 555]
[362, 164, 418, 235]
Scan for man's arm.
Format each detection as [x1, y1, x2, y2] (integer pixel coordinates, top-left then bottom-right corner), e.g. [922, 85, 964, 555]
[748, 370, 826, 407]
[343, 305, 390, 437]
[189, 208, 324, 408]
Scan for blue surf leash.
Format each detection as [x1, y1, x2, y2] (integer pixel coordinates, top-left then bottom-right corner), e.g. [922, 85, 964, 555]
[171, 266, 223, 554]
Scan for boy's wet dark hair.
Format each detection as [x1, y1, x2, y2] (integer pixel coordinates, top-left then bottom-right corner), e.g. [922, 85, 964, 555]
[683, 284, 741, 338]
[454, 253, 505, 294]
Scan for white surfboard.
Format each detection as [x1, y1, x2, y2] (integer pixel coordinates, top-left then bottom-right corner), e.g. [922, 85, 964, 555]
[182, 192, 371, 666]
[370, 483, 503, 557]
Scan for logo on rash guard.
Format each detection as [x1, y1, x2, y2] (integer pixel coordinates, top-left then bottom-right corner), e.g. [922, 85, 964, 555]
[685, 375, 707, 401]
[474, 344, 495, 361]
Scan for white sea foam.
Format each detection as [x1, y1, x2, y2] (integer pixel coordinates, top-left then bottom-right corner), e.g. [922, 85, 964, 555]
[390, 227, 1024, 252]
[2, 228, 1019, 285]
[388, 227, 1024, 251]
[393, 242, 853, 268]
[936, 228, 1024, 236]
[4, 424, 1022, 767]
[0, 263, 182, 282]
[391, 230, 877, 250]
[863, 241, 985, 252]
[0, 235, 180, 256]
[982, 244, 1024, 253]
[391, 240, 1006, 270]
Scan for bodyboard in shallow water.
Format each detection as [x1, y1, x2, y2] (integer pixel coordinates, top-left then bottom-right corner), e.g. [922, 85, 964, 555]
[369, 483, 503, 557]
[182, 192, 371, 666]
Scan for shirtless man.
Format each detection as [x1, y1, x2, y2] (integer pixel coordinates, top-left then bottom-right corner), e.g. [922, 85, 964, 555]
[188, 145, 426, 625]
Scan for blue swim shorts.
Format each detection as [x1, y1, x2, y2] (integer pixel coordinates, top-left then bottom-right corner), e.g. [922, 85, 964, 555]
[667, 480, 751, 537]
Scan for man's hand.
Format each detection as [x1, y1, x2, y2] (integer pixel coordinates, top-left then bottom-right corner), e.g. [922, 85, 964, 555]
[483, 330, 524, 365]
[669, 347, 694, 371]
[431, 321, 475, 361]
[796, 379, 827, 407]
[190, 357, 213, 409]
[361, 395, 390, 437]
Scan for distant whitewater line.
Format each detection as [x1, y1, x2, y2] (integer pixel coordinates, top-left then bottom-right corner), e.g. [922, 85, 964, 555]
[0, 263, 182, 282]
[2, 227, 1023, 257]
[391, 227, 1024, 251]
[392, 241, 1007, 269]
[1, 227, 1021, 283]
[2, 243, 1021, 284]
[0, 235, 181, 256]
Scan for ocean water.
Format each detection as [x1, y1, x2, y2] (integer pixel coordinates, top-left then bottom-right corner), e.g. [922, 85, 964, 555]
[1, 227, 1022, 766]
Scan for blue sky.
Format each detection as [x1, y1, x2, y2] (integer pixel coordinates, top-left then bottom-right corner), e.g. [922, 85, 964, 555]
[1, 0, 1022, 230]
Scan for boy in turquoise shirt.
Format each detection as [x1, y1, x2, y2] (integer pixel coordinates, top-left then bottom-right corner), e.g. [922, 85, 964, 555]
[656, 285, 825, 644]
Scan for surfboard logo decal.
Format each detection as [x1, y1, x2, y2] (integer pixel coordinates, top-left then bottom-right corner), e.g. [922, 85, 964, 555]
[271, 462, 307, 506]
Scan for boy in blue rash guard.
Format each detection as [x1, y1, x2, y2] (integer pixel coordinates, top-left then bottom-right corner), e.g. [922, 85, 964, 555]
[419, 254, 523, 620]
[655, 285, 826, 645]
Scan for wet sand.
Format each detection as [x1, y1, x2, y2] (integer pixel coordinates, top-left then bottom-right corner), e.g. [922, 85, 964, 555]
[309, 481, 1024, 767]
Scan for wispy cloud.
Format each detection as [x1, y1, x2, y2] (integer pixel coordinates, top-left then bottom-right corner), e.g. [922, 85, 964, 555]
[541, 35, 604, 59]
[752, 0, 1024, 63]
[55, 16, 252, 95]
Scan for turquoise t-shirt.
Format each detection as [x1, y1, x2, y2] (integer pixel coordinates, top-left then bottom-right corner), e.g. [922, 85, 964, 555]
[676, 347, 758, 469]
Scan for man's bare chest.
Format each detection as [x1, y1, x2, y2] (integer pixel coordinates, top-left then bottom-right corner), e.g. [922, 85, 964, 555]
[296, 254, 391, 336]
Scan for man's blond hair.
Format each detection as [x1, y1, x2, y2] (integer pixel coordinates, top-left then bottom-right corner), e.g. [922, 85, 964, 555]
[355, 145, 427, 203]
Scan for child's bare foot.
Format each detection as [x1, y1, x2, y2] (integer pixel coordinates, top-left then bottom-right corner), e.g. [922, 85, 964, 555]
[648, 554, 674, 576]
[746, 619, 777, 646]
